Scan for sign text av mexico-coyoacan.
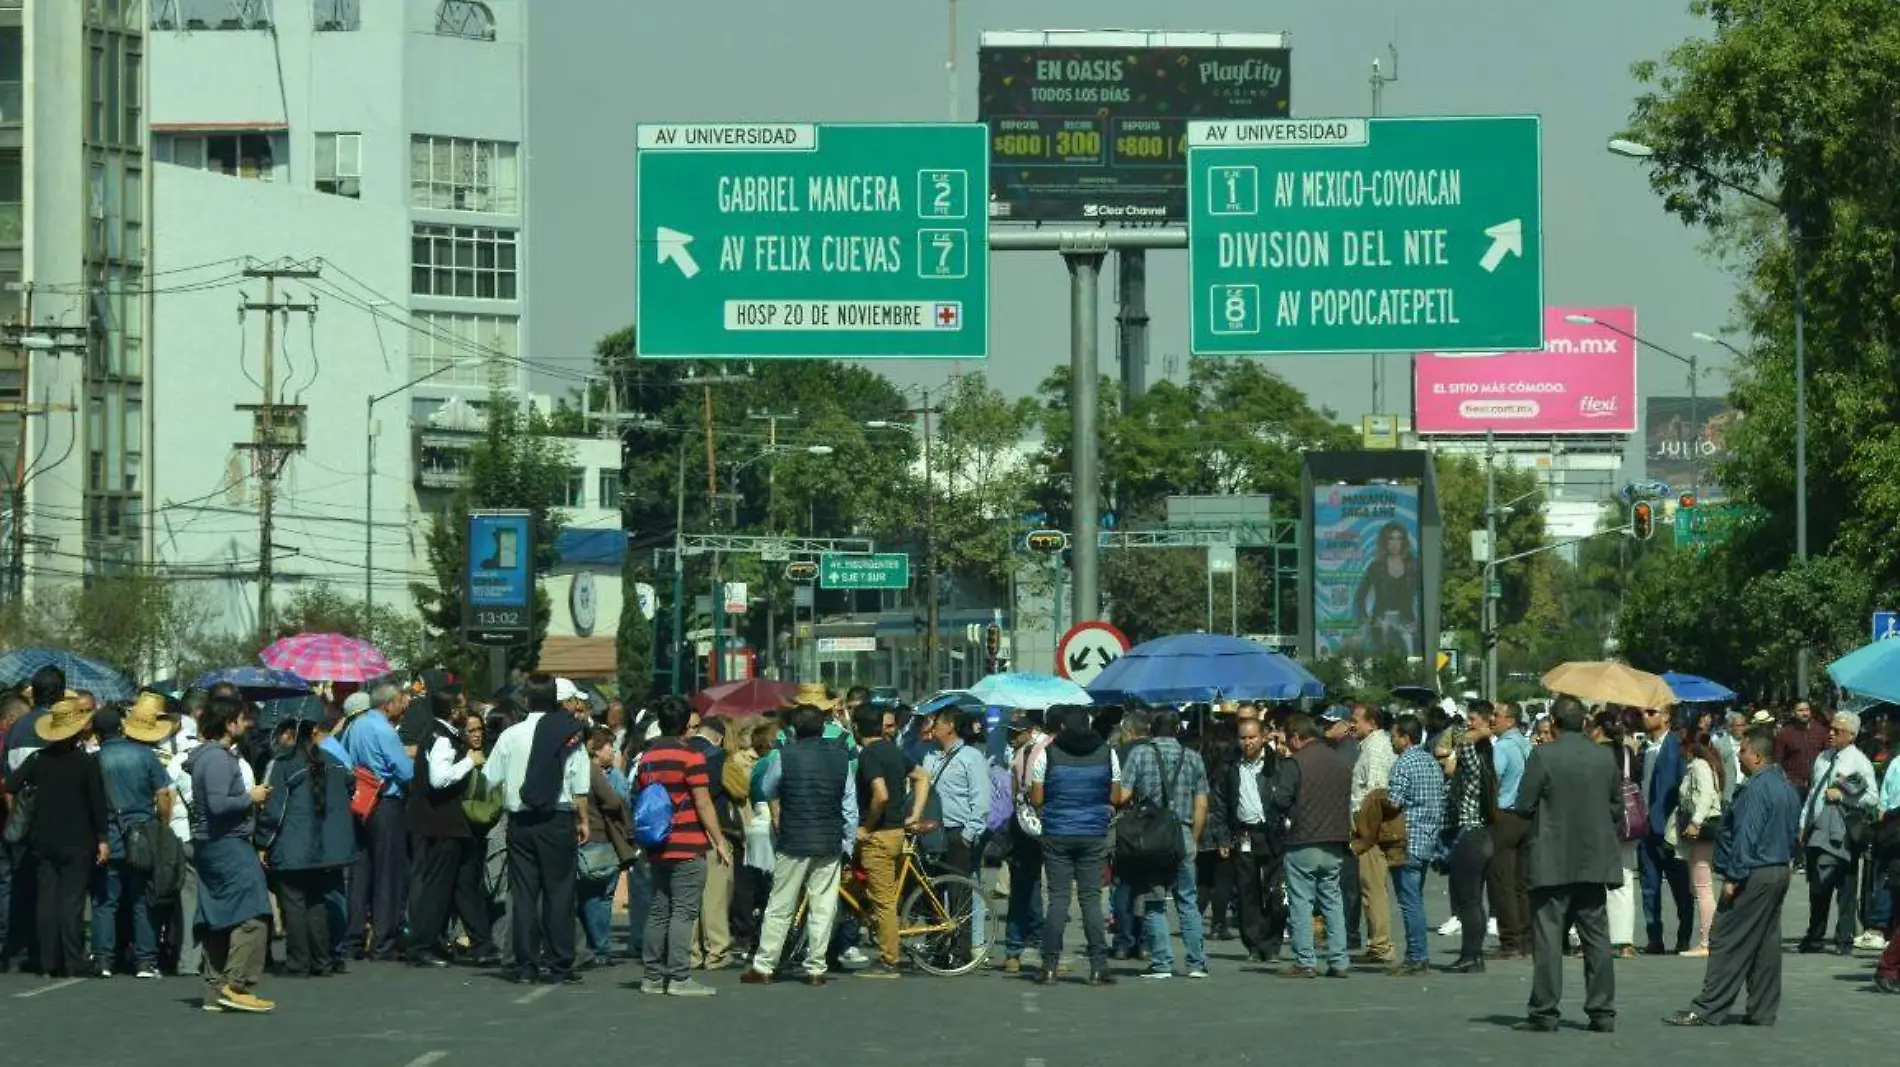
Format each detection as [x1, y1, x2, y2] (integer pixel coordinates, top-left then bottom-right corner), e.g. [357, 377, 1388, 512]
[1189, 116, 1544, 356]
[636, 123, 990, 360]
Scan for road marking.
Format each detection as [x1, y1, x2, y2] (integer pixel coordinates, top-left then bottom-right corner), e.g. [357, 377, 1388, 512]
[513, 984, 557, 1005]
[14, 977, 84, 998]
[1021, 990, 1040, 1015]
[402, 1054, 449, 1067]
[1026, 1059, 1047, 1067]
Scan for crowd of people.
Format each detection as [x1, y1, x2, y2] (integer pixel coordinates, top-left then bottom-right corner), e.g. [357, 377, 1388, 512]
[0, 659, 1895, 1028]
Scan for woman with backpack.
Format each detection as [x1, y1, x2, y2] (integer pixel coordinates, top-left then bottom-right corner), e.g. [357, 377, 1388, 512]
[255, 717, 353, 977]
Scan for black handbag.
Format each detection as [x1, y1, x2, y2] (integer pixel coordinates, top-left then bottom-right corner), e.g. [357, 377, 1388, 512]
[1113, 743, 1188, 876]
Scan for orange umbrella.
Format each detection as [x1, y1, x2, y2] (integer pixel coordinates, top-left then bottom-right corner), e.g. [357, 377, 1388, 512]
[1541, 661, 1676, 711]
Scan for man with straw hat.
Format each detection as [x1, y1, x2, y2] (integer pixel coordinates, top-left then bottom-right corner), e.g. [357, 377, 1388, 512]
[88, 692, 176, 978]
[11, 696, 108, 978]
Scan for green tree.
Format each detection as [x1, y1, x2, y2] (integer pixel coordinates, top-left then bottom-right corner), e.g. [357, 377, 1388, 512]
[411, 390, 573, 692]
[932, 371, 1039, 589]
[617, 553, 655, 700]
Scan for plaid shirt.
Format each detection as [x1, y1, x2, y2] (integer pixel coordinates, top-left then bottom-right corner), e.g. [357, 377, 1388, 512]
[1122, 738, 1209, 845]
[1388, 744, 1446, 862]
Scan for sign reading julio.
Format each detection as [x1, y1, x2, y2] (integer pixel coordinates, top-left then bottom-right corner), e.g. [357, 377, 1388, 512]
[1189, 116, 1544, 356]
[636, 123, 990, 360]
[819, 552, 911, 590]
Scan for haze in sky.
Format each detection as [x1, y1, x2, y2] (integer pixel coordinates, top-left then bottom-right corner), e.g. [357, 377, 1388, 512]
[527, 0, 1738, 430]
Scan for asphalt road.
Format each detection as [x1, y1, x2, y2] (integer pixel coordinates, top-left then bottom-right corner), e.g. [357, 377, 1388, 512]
[3, 873, 1890, 1067]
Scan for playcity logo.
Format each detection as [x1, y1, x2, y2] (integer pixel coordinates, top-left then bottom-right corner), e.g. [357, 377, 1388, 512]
[1196, 58, 1285, 89]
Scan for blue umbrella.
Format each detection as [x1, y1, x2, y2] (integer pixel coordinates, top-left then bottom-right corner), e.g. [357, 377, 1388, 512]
[1662, 671, 1737, 704]
[916, 690, 983, 716]
[194, 665, 311, 702]
[1827, 640, 1900, 705]
[257, 693, 327, 730]
[1086, 633, 1325, 705]
[968, 671, 1092, 711]
[0, 647, 135, 702]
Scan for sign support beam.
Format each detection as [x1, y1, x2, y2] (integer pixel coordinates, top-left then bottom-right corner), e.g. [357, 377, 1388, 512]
[1067, 251, 1104, 626]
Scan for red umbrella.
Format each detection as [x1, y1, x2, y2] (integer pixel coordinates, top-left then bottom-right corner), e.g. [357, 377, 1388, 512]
[691, 678, 798, 718]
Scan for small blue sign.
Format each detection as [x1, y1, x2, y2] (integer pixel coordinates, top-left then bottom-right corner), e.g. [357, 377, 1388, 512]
[466, 510, 534, 645]
[1876, 611, 1900, 642]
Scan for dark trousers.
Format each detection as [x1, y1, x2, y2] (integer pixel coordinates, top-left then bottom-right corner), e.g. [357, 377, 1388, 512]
[35, 845, 90, 975]
[408, 835, 491, 957]
[3, 841, 38, 967]
[1528, 882, 1615, 1024]
[1639, 832, 1692, 949]
[1692, 865, 1790, 1024]
[1196, 849, 1236, 932]
[1232, 829, 1287, 960]
[1802, 848, 1858, 951]
[1339, 843, 1362, 947]
[1447, 828, 1494, 961]
[1005, 829, 1045, 957]
[940, 835, 978, 961]
[1486, 811, 1533, 953]
[345, 796, 408, 958]
[506, 810, 578, 977]
[275, 868, 341, 975]
[1041, 835, 1109, 970]
[731, 863, 768, 954]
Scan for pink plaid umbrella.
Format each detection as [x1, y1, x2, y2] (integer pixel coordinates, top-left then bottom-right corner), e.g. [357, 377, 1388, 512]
[259, 632, 392, 683]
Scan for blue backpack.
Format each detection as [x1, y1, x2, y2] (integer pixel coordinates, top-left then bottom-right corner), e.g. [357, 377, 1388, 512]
[986, 762, 1014, 835]
[633, 781, 674, 849]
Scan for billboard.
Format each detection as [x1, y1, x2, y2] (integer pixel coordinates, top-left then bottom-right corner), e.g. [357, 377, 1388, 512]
[1413, 306, 1638, 435]
[1311, 484, 1423, 658]
[978, 31, 1291, 223]
[1646, 395, 1737, 499]
[465, 510, 534, 646]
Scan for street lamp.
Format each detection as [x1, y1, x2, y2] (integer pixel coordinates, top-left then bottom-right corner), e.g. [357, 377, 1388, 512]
[364, 359, 481, 628]
[725, 444, 833, 526]
[866, 398, 941, 697]
[1564, 313, 1703, 501]
[1607, 135, 1810, 695]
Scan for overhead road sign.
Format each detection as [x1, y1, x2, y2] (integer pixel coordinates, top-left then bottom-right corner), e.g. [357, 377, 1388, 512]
[819, 552, 911, 590]
[978, 29, 1292, 224]
[636, 122, 990, 360]
[1188, 116, 1544, 356]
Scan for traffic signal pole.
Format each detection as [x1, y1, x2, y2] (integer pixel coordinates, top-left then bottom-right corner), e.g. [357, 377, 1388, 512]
[1483, 431, 1498, 702]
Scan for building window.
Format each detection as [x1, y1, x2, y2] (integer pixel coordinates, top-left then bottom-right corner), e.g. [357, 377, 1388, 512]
[408, 311, 517, 386]
[0, 151, 19, 247]
[597, 469, 623, 510]
[0, 27, 20, 127]
[409, 136, 518, 214]
[436, 0, 494, 40]
[562, 468, 587, 508]
[153, 0, 273, 31]
[313, 0, 358, 30]
[411, 224, 518, 300]
[155, 131, 285, 181]
[315, 132, 361, 198]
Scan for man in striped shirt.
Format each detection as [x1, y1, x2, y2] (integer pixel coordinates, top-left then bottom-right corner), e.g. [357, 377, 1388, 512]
[635, 697, 729, 997]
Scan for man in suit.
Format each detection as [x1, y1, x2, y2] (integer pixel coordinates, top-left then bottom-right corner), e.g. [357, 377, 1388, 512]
[1638, 705, 1694, 953]
[1511, 695, 1624, 1033]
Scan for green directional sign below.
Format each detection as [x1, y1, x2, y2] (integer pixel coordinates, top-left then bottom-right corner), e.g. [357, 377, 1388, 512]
[636, 122, 990, 360]
[819, 553, 911, 590]
[1188, 116, 1544, 356]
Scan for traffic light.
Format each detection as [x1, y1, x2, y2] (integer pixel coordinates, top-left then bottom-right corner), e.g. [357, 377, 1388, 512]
[1678, 491, 1697, 511]
[1024, 529, 1069, 553]
[1632, 502, 1655, 541]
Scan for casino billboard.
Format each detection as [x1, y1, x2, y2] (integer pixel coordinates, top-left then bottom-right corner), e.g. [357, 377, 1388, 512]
[978, 30, 1292, 224]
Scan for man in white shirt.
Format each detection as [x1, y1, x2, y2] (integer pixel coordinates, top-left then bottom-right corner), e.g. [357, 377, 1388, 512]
[484, 674, 591, 986]
[1348, 704, 1397, 964]
[1798, 711, 1879, 955]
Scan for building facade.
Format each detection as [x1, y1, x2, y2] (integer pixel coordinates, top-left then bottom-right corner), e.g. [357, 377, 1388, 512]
[143, 0, 528, 635]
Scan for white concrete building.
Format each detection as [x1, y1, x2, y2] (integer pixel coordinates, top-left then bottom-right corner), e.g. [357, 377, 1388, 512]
[0, 0, 148, 594]
[143, 0, 529, 634]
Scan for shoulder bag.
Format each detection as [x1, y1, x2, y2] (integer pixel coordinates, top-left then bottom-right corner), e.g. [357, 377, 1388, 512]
[1113, 742, 1189, 875]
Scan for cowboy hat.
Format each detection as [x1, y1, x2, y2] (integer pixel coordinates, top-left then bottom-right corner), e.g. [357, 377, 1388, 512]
[122, 692, 177, 745]
[34, 698, 96, 744]
[790, 682, 839, 710]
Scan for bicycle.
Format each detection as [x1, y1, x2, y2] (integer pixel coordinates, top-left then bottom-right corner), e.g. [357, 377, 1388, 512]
[777, 825, 992, 977]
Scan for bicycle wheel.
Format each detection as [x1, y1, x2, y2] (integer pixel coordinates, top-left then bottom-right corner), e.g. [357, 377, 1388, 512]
[899, 872, 992, 976]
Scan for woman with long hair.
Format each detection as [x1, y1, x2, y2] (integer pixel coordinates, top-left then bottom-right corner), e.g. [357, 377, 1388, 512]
[1673, 728, 1726, 957]
[1434, 719, 1497, 972]
[1354, 520, 1421, 655]
[1589, 708, 1641, 958]
[256, 717, 353, 977]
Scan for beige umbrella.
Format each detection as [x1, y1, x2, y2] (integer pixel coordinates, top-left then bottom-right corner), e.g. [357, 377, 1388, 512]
[1541, 661, 1677, 711]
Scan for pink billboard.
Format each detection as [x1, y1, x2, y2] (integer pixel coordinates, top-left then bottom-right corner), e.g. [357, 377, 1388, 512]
[1413, 307, 1638, 435]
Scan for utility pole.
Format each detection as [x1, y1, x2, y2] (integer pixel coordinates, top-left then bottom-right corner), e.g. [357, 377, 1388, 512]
[2, 284, 84, 602]
[1369, 43, 1399, 419]
[922, 389, 939, 694]
[1482, 430, 1499, 702]
[748, 408, 797, 675]
[239, 262, 318, 645]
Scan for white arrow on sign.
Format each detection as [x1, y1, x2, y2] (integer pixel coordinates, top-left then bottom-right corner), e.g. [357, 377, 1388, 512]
[656, 226, 700, 279]
[1478, 218, 1523, 273]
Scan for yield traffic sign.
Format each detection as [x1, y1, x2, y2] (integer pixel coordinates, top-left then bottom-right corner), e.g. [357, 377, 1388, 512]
[1057, 620, 1130, 687]
[1187, 116, 1544, 355]
[635, 123, 991, 360]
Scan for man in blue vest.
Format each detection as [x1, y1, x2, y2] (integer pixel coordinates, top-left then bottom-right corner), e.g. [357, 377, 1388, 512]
[742, 703, 854, 987]
[1028, 705, 1122, 986]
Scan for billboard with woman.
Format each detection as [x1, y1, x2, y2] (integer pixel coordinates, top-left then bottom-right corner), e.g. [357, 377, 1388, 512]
[1311, 484, 1423, 657]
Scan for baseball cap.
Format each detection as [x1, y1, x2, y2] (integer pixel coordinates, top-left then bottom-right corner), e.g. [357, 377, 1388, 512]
[1319, 705, 1347, 724]
[555, 677, 582, 704]
[1007, 709, 1038, 734]
[342, 691, 371, 717]
[1748, 709, 1776, 726]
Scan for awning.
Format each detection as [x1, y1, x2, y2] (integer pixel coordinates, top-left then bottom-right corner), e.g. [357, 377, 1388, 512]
[534, 637, 616, 680]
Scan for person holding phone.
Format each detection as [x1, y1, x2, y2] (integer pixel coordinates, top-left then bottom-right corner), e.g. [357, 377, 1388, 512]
[184, 695, 275, 1013]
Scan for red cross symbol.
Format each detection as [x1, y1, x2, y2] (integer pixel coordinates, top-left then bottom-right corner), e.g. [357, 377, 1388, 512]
[934, 303, 960, 328]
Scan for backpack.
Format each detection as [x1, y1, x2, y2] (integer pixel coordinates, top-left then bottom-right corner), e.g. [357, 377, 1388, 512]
[2, 751, 38, 845]
[148, 825, 187, 906]
[633, 780, 674, 850]
[986, 762, 1014, 835]
[1113, 742, 1189, 875]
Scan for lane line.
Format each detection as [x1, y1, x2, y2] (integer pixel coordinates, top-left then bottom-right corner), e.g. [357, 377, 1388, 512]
[1021, 990, 1040, 1015]
[513, 984, 557, 1005]
[14, 977, 84, 998]
[1026, 1058, 1047, 1067]
[402, 1053, 449, 1067]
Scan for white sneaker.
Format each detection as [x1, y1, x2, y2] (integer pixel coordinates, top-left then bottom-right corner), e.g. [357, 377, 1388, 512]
[839, 946, 870, 967]
[1187, 967, 1210, 979]
[1487, 917, 1499, 937]
[1437, 917, 1462, 936]
[1854, 930, 1888, 951]
[135, 966, 161, 979]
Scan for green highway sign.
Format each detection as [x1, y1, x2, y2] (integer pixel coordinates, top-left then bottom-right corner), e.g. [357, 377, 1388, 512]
[1188, 116, 1543, 356]
[819, 552, 911, 590]
[636, 123, 990, 360]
